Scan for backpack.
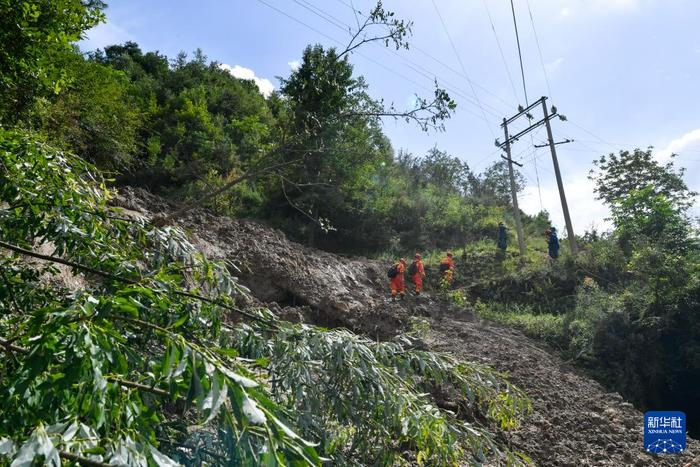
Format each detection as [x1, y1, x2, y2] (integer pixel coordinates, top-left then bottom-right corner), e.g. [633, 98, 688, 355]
[439, 262, 450, 273]
[387, 264, 399, 278]
[407, 261, 418, 276]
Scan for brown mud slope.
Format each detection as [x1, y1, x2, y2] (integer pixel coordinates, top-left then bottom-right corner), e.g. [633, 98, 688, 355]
[115, 188, 699, 467]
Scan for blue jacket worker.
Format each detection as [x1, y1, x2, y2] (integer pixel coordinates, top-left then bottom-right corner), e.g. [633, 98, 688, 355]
[497, 222, 507, 251]
[547, 227, 560, 259]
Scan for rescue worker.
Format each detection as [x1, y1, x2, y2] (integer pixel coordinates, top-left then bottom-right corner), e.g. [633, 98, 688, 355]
[547, 227, 560, 259]
[408, 253, 426, 295]
[439, 252, 455, 287]
[497, 222, 507, 252]
[389, 258, 407, 300]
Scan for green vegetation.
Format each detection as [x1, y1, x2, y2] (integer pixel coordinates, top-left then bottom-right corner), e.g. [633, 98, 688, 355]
[0, 2, 536, 465]
[3, 10, 528, 255]
[1, 0, 699, 461]
[0, 128, 530, 465]
[463, 148, 699, 431]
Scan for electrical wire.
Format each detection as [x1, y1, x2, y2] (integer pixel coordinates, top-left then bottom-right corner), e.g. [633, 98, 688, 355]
[430, 0, 499, 139]
[525, 0, 553, 100]
[276, 0, 506, 123]
[255, 0, 499, 128]
[509, 0, 529, 105]
[332, 0, 518, 111]
[481, 0, 520, 105]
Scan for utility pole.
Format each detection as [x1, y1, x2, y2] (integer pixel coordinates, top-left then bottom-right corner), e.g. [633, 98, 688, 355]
[502, 118, 526, 257]
[497, 97, 579, 256]
[542, 100, 578, 255]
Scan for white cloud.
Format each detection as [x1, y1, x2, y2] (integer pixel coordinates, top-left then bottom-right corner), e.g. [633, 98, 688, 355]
[218, 64, 275, 97]
[288, 60, 301, 71]
[79, 21, 133, 51]
[657, 128, 700, 162]
[560, 7, 572, 17]
[520, 175, 612, 234]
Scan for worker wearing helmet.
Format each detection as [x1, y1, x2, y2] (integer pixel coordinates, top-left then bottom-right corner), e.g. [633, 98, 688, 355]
[389, 258, 407, 300]
[408, 253, 426, 295]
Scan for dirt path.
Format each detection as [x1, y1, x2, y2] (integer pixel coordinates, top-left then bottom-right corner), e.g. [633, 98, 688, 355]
[426, 313, 699, 466]
[114, 188, 700, 466]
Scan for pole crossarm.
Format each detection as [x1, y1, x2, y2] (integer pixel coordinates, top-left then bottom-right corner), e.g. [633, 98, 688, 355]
[500, 154, 523, 167]
[501, 97, 545, 127]
[498, 95, 579, 257]
[498, 113, 558, 149]
[534, 138, 572, 148]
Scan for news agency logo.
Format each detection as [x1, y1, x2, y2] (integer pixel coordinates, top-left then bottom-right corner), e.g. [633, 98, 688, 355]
[644, 411, 686, 454]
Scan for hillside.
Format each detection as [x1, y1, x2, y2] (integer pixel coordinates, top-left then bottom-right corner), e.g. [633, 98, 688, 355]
[113, 187, 700, 467]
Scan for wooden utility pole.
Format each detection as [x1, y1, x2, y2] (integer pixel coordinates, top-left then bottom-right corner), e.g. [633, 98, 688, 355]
[498, 97, 579, 256]
[541, 100, 578, 255]
[502, 118, 527, 257]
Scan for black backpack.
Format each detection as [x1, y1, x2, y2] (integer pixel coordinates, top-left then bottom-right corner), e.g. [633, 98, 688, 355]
[387, 264, 399, 278]
[407, 261, 418, 276]
[439, 262, 450, 273]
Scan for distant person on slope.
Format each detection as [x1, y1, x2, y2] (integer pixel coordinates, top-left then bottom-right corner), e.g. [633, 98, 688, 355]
[497, 222, 508, 252]
[388, 258, 407, 300]
[439, 252, 455, 287]
[408, 253, 426, 295]
[547, 227, 560, 259]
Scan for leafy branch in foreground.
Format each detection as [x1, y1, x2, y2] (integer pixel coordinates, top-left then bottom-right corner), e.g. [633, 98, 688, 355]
[0, 129, 530, 465]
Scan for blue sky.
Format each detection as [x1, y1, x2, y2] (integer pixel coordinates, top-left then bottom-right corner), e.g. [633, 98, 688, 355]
[81, 0, 700, 232]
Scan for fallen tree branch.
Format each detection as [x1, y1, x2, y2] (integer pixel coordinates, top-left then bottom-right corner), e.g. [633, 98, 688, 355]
[106, 376, 170, 397]
[0, 239, 273, 326]
[152, 159, 299, 227]
[0, 337, 28, 353]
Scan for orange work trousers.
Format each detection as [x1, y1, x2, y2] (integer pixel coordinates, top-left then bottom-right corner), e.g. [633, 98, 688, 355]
[390, 276, 405, 297]
[412, 274, 423, 294]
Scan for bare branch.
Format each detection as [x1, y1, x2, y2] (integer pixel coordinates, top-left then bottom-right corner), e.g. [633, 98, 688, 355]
[338, 1, 413, 58]
[153, 159, 300, 226]
[0, 240, 272, 325]
[339, 82, 456, 132]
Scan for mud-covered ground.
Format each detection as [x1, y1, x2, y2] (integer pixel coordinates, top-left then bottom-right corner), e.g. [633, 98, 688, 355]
[114, 188, 700, 466]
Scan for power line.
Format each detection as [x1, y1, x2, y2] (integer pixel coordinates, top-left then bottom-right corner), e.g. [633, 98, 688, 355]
[481, 0, 520, 105]
[508, 0, 528, 105]
[254, 0, 500, 127]
[505, 0, 544, 210]
[280, 0, 506, 123]
[430, 0, 499, 139]
[525, 0, 553, 100]
[530, 146, 544, 209]
[333, 0, 518, 111]
[565, 120, 618, 149]
[294, 0, 349, 32]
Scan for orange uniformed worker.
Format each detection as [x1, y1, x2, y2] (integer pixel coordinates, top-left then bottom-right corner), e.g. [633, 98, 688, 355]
[439, 251, 455, 286]
[389, 258, 407, 300]
[409, 253, 426, 295]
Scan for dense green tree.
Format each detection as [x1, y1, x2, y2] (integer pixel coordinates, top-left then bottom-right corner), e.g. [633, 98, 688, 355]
[584, 150, 700, 434]
[0, 0, 105, 121]
[591, 148, 695, 210]
[471, 160, 525, 205]
[30, 47, 142, 169]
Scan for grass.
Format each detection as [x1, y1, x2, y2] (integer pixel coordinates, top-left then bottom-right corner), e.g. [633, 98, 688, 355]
[473, 301, 567, 349]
